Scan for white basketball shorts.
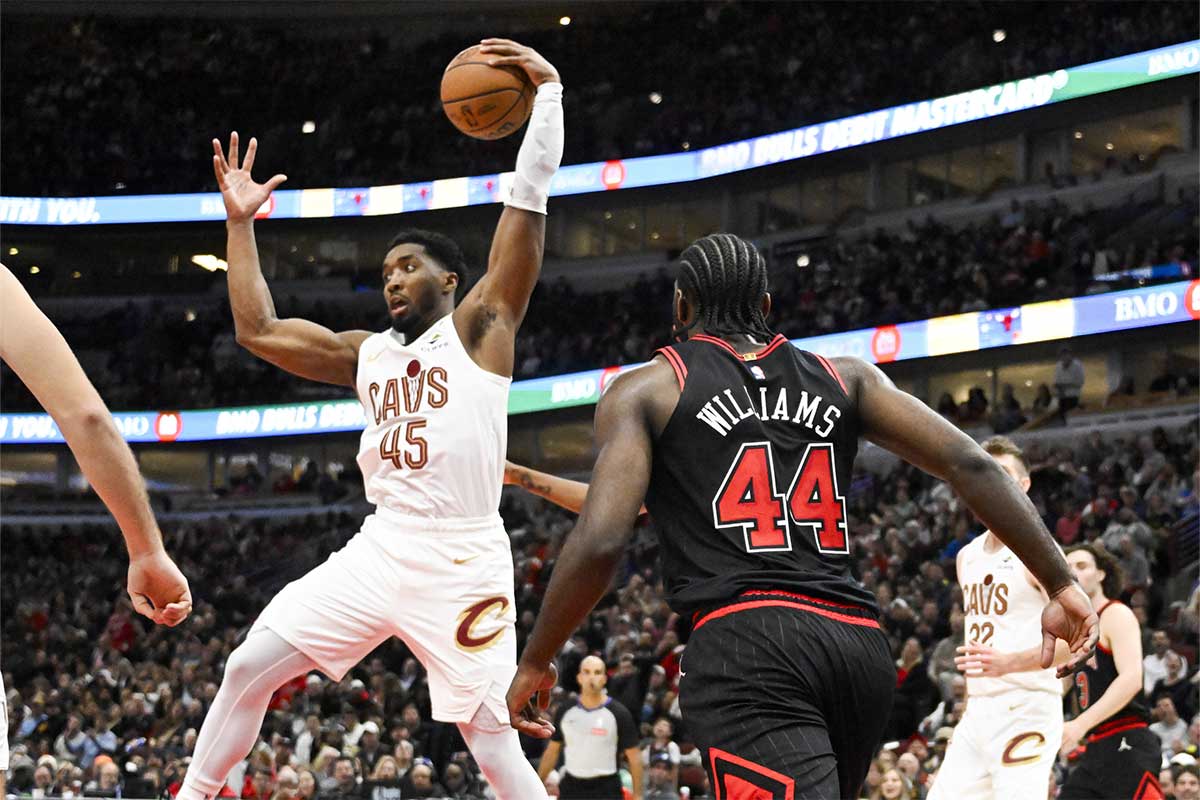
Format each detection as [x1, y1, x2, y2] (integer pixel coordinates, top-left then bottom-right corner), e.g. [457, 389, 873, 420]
[253, 506, 517, 725]
[928, 690, 1063, 800]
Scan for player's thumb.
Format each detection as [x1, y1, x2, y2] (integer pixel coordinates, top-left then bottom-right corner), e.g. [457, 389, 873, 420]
[265, 174, 288, 193]
[1039, 630, 1056, 669]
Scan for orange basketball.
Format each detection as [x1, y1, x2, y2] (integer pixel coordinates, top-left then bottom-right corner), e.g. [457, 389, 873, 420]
[440, 44, 534, 140]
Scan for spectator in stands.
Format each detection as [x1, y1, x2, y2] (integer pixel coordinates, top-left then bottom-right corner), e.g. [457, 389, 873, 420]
[362, 757, 402, 800]
[1053, 346, 1086, 419]
[1151, 652, 1196, 722]
[84, 758, 122, 798]
[329, 757, 359, 799]
[642, 716, 681, 789]
[1145, 630, 1190, 694]
[1177, 764, 1200, 800]
[406, 761, 444, 799]
[644, 753, 680, 800]
[1153, 697, 1190, 758]
[297, 769, 320, 800]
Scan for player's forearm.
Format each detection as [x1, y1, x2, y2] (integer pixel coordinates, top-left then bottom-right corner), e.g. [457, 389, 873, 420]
[1005, 640, 1071, 673]
[507, 463, 590, 514]
[1073, 672, 1142, 731]
[521, 522, 628, 666]
[59, 403, 162, 558]
[949, 454, 1074, 595]
[536, 745, 557, 781]
[226, 218, 280, 344]
[626, 756, 644, 799]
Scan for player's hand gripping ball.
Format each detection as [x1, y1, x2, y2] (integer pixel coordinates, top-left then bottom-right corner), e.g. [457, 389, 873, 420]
[440, 44, 534, 140]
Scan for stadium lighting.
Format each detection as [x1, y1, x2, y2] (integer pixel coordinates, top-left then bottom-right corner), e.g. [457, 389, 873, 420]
[681, 141, 690, 150]
[992, 29, 1006, 43]
[649, 92, 663, 105]
[796, 254, 811, 268]
[71, 270, 82, 279]
[185, 309, 197, 322]
[302, 120, 316, 134]
[28, 265, 39, 274]
[1105, 142, 1115, 150]
[191, 254, 229, 272]
[559, 16, 571, 26]
[7, 247, 17, 255]
[1074, 131, 1084, 139]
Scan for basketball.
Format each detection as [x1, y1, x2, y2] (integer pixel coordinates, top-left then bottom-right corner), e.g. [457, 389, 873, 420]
[441, 44, 534, 140]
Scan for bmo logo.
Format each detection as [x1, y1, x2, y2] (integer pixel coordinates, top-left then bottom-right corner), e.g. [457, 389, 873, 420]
[551, 377, 597, 404]
[155, 412, 183, 442]
[1113, 289, 1179, 322]
[601, 160, 626, 191]
[1186, 280, 1200, 320]
[871, 325, 901, 363]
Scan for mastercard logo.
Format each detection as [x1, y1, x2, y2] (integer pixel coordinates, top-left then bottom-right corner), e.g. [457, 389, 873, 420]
[1186, 280, 1200, 321]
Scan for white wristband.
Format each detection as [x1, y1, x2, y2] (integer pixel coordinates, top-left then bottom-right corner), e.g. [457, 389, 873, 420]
[505, 81, 564, 215]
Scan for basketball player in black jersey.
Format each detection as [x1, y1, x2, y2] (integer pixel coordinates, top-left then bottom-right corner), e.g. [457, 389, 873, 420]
[506, 233, 1099, 799]
[1060, 544, 1163, 800]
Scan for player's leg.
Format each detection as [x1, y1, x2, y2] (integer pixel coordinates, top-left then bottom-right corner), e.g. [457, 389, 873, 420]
[819, 619, 896, 798]
[178, 629, 318, 800]
[678, 604, 853, 798]
[389, 521, 544, 798]
[456, 704, 548, 800]
[1059, 729, 1164, 800]
[926, 704, 995, 800]
[987, 693, 1063, 800]
[181, 525, 399, 800]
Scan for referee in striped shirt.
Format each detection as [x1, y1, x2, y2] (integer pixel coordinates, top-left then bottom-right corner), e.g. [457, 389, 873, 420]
[539, 655, 643, 799]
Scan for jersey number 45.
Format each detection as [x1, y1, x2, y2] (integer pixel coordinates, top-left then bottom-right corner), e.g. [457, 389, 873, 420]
[712, 441, 849, 556]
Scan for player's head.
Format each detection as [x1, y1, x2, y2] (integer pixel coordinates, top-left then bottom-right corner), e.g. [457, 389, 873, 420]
[1065, 543, 1123, 600]
[672, 233, 773, 342]
[980, 435, 1031, 493]
[383, 230, 470, 336]
[577, 655, 608, 694]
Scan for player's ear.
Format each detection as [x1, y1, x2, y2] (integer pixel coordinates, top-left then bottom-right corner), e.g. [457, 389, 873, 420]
[761, 292, 772, 321]
[674, 285, 694, 327]
[443, 270, 459, 296]
[1020, 476, 1031, 492]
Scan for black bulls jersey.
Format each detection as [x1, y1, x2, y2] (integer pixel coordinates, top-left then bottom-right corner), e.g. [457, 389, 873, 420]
[1073, 600, 1150, 729]
[645, 333, 877, 617]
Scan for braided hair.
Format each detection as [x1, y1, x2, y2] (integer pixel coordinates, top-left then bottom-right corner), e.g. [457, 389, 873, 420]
[673, 232, 773, 342]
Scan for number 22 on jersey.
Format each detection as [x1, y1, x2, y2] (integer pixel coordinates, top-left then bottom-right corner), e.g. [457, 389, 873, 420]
[712, 441, 848, 555]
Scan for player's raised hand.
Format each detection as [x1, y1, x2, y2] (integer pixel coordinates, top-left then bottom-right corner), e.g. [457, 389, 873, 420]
[506, 659, 558, 738]
[211, 132, 287, 223]
[1041, 582, 1099, 678]
[127, 549, 193, 627]
[478, 38, 560, 86]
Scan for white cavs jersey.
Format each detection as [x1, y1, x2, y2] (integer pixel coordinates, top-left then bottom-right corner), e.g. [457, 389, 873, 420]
[355, 314, 510, 519]
[959, 534, 1059, 696]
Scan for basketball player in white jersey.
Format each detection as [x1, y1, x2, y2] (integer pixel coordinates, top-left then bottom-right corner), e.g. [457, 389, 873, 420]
[1, 265, 194, 791]
[178, 40, 562, 800]
[928, 436, 1073, 800]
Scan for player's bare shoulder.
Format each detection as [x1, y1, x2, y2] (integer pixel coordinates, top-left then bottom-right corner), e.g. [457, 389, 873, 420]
[598, 356, 682, 436]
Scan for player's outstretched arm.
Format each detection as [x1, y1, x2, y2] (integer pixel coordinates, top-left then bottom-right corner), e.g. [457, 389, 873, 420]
[1059, 603, 1143, 758]
[212, 133, 371, 387]
[455, 41, 562, 376]
[504, 460, 648, 516]
[839, 356, 1098, 675]
[0, 265, 192, 627]
[506, 369, 656, 737]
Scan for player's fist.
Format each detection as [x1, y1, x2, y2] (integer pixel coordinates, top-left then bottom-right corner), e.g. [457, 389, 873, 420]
[1041, 582, 1099, 678]
[506, 659, 558, 738]
[127, 549, 193, 627]
[478, 39, 560, 86]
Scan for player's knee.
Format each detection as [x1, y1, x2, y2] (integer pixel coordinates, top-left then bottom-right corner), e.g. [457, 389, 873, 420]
[222, 642, 266, 689]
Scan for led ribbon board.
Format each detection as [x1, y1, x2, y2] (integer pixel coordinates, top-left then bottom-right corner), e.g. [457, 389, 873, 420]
[2, 281, 1195, 444]
[1, 41, 1197, 226]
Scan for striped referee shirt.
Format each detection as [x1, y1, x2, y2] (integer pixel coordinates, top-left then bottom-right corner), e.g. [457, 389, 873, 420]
[552, 696, 639, 779]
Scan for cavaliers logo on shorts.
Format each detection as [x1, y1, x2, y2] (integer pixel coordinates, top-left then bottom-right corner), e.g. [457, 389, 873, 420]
[455, 597, 509, 652]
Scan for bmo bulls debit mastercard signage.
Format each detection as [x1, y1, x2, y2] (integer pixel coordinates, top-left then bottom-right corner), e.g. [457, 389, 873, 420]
[1, 282, 1194, 445]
